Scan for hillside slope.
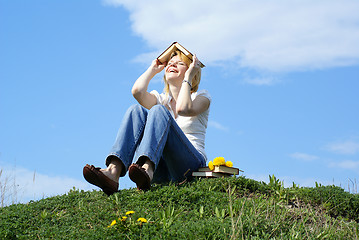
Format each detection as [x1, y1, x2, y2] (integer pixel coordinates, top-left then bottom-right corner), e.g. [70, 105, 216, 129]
[1, 176, 358, 239]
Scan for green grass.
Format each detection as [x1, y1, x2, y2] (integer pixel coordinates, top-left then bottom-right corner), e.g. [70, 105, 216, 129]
[1, 176, 359, 239]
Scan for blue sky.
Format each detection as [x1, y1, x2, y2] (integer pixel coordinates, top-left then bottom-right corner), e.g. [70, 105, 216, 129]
[1, 0, 359, 204]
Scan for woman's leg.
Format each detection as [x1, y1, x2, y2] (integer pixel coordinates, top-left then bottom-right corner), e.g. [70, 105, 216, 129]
[84, 104, 148, 195]
[133, 105, 206, 183]
[103, 104, 148, 179]
[157, 125, 206, 182]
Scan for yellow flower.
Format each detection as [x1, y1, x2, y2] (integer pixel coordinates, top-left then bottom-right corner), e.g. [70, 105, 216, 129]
[108, 220, 116, 227]
[208, 161, 214, 170]
[137, 217, 148, 223]
[225, 161, 233, 168]
[126, 211, 135, 215]
[213, 157, 225, 166]
[120, 216, 127, 221]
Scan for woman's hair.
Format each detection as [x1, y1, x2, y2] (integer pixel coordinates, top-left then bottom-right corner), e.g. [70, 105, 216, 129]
[163, 50, 201, 95]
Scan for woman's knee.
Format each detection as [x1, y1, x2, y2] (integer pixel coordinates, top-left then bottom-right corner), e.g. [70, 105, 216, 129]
[127, 104, 145, 113]
[148, 104, 169, 116]
[122, 104, 148, 122]
[126, 104, 147, 115]
[146, 105, 171, 123]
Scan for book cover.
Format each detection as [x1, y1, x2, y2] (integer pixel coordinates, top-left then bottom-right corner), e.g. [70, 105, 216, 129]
[157, 42, 205, 68]
[197, 166, 242, 175]
[192, 171, 230, 178]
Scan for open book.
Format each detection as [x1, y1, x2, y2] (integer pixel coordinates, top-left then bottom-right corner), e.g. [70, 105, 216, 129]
[157, 42, 205, 68]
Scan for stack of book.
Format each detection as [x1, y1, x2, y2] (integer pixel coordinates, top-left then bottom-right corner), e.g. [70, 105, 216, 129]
[192, 165, 243, 178]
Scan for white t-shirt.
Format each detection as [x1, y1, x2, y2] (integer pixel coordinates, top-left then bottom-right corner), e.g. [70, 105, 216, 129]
[150, 89, 211, 160]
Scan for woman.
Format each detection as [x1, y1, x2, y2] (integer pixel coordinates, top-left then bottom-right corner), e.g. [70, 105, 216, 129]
[83, 50, 211, 195]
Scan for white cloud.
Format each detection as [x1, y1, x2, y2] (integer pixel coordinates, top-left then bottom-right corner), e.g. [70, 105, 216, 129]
[325, 140, 359, 155]
[290, 152, 319, 161]
[208, 120, 229, 131]
[243, 77, 279, 86]
[103, 0, 359, 73]
[329, 160, 359, 170]
[0, 165, 92, 205]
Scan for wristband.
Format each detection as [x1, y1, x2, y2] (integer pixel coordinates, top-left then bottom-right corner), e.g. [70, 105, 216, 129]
[182, 80, 192, 88]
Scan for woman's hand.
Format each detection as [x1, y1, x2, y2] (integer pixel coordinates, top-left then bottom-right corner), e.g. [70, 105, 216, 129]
[132, 59, 164, 110]
[150, 59, 166, 74]
[184, 54, 201, 83]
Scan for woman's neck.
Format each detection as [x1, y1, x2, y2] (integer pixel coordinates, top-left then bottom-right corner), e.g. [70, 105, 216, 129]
[168, 84, 181, 102]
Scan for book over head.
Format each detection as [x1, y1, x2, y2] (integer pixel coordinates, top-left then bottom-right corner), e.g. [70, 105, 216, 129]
[157, 42, 205, 68]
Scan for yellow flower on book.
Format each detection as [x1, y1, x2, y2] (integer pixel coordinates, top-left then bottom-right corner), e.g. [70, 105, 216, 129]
[126, 211, 135, 215]
[137, 217, 148, 223]
[225, 161, 233, 168]
[213, 157, 225, 166]
[108, 220, 116, 227]
[208, 161, 214, 170]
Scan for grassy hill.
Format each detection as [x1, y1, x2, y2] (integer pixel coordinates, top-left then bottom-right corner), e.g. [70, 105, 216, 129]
[1, 176, 359, 239]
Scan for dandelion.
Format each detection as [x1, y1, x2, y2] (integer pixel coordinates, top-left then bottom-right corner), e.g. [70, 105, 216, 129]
[120, 216, 127, 221]
[126, 211, 135, 215]
[137, 217, 148, 223]
[213, 157, 225, 166]
[108, 219, 116, 227]
[208, 161, 214, 170]
[225, 161, 233, 168]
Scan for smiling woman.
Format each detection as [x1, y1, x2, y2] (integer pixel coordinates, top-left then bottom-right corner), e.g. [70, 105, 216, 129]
[83, 43, 211, 195]
[164, 50, 202, 95]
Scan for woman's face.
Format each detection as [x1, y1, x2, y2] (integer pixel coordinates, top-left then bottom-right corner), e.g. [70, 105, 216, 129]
[165, 55, 189, 83]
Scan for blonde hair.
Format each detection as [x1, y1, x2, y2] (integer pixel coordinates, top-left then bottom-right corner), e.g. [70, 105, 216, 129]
[163, 50, 201, 95]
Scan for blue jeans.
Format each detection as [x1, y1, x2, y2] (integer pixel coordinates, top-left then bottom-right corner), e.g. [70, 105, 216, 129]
[106, 104, 206, 183]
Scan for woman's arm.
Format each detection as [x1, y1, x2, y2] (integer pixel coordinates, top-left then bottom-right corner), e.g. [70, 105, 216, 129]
[177, 94, 210, 117]
[132, 59, 165, 109]
[176, 55, 210, 116]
